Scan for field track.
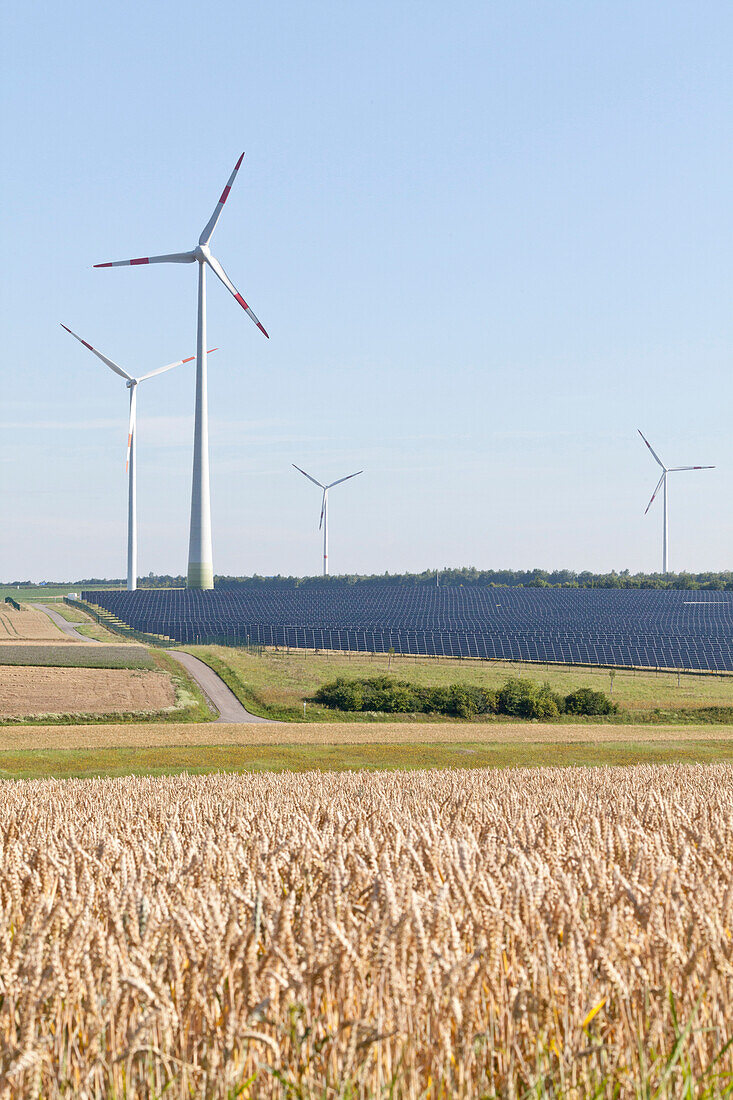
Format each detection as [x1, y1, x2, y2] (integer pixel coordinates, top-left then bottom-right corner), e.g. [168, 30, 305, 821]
[31, 602, 92, 641]
[1, 718, 733, 750]
[167, 650, 272, 723]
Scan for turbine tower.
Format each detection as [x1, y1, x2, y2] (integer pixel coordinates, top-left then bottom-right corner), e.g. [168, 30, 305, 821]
[638, 429, 714, 574]
[293, 465, 363, 576]
[94, 153, 268, 589]
[61, 324, 211, 591]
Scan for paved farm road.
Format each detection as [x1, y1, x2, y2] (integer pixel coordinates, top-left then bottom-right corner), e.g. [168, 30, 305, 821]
[32, 603, 92, 642]
[168, 650, 274, 724]
[30, 605, 273, 725]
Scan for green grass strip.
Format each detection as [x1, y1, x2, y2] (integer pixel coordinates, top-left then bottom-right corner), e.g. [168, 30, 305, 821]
[0, 645, 154, 669]
[2, 739, 733, 780]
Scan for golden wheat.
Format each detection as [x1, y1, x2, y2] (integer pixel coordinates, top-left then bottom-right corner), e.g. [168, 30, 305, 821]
[0, 765, 732, 1097]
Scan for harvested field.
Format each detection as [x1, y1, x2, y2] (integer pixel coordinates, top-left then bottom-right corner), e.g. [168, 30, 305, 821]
[2, 718, 733, 752]
[1, 766, 733, 1096]
[0, 666, 175, 718]
[0, 604, 67, 641]
[0, 644, 153, 669]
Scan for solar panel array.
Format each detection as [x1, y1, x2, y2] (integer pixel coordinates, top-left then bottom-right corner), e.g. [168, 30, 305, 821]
[81, 586, 733, 671]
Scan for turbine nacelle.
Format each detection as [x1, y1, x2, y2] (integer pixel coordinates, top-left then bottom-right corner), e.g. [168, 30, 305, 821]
[94, 152, 269, 589]
[638, 428, 715, 573]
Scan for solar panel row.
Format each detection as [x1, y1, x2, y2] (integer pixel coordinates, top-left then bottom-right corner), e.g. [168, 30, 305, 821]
[81, 586, 733, 671]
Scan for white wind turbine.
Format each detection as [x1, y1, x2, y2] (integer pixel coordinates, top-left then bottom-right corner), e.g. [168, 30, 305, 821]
[638, 429, 714, 575]
[293, 465, 363, 576]
[61, 324, 214, 591]
[94, 153, 268, 590]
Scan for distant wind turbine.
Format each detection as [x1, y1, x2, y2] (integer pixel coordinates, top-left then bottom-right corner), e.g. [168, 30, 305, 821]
[94, 153, 268, 590]
[61, 323, 215, 592]
[638, 429, 714, 574]
[292, 465, 363, 576]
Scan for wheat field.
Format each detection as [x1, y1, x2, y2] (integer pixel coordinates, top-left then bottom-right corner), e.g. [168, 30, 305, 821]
[1, 766, 733, 1097]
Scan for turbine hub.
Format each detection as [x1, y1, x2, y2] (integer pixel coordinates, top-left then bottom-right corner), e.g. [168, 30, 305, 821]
[194, 244, 211, 263]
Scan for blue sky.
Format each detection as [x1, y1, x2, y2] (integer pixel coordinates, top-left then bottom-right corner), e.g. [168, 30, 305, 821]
[1, 1, 732, 580]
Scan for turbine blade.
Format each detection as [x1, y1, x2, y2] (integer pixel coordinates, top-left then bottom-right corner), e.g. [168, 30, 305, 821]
[644, 472, 665, 515]
[199, 153, 245, 246]
[136, 348, 218, 383]
[60, 324, 134, 382]
[205, 253, 269, 338]
[668, 465, 715, 471]
[327, 470, 364, 489]
[94, 251, 195, 268]
[126, 386, 137, 472]
[638, 429, 665, 470]
[319, 490, 326, 530]
[292, 464, 325, 489]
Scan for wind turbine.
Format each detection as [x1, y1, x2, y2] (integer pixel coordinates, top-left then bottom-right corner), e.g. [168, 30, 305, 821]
[61, 324, 214, 592]
[638, 429, 714, 574]
[292, 465, 363, 576]
[94, 153, 268, 590]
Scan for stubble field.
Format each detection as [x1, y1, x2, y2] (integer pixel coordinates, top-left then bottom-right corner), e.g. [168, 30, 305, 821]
[2, 764, 733, 1097]
[0, 666, 176, 718]
[0, 604, 72, 642]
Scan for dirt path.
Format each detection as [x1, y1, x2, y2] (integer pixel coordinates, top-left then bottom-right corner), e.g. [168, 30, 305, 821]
[32, 604, 92, 643]
[168, 651, 275, 724]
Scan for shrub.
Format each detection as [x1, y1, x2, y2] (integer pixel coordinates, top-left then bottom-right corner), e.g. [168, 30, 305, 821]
[314, 675, 614, 719]
[314, 678, 365, 711]
[445, 684, 497, 718]
[564, 687, 616, 715]
[495, 677, 564, 719]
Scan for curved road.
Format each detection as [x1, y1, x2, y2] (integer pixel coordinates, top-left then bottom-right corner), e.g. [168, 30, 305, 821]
[167, 651, 275, 724]
[32, 603, 93, 642]
[32, 603, 274, 725]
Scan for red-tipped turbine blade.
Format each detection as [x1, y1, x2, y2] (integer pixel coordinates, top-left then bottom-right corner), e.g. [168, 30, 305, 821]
[136, 349, 219, 383]
[199, 153, 245, 246]
[205, 252, 269, 338]
[60, 323, 134, 382]
[644, 472, 665, 515]
[94, 251, 195, 268]
[126, 387, 137, 472]
[637, 429, 665, 470]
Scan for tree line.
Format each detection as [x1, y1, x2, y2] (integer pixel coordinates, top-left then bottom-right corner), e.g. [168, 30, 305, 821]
[7, 567, 733, 590]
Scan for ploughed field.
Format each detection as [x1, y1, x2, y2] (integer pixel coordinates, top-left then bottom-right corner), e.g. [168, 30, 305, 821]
[84, 585, 733, 669]
[2, 765, 733, 1097]
[0, 666, 175, 719]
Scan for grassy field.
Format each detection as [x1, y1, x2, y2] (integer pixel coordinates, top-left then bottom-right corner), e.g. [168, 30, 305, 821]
[44, 601, 89, 623]
[187, 644, 733, 722]
[0, 644, 154, 668]
[0, 586, 94, 601]
[2, 738, 733, 778]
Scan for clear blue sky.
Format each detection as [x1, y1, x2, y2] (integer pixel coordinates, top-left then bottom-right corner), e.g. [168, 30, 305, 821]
[1, 1, 732, 580]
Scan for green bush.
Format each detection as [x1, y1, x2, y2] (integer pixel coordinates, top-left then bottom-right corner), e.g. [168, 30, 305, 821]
[495, 677, 564, 719]
[564, 687, 617, 715]
[314, 675, 615, 719]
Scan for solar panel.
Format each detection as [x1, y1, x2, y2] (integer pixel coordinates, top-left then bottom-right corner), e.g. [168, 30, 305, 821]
[81, 585, 733, 671]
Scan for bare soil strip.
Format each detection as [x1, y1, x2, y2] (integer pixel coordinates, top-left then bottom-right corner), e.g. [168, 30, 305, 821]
[0, 719, 731, 750]
[0, 668, 176, 719]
